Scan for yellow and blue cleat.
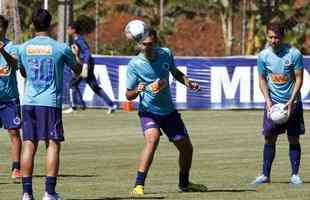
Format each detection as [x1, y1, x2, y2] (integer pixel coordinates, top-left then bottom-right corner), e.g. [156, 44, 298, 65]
[131, 185, 144, 195]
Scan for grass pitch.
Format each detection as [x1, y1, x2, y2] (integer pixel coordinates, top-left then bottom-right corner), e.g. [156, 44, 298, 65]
[1, 110, 310, 200]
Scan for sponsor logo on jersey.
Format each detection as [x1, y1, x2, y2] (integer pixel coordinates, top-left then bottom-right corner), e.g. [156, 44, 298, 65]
[0, 66, 11, 76]
[26, 45, 53, 55]
[270, 74, 289, 84]
[163, 63, 170, 70]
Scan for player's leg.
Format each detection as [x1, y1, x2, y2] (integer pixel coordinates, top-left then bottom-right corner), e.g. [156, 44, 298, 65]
[287, 101, 305, 185]
[64, 76, 84, 113]
[8, 128, 22, 179]
[43, 139, 62, 200]
[86, 72, 116, 113]
[21, 105, 38, 199]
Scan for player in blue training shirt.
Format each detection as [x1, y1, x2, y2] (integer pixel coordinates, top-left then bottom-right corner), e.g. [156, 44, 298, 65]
[251, 22, 305, 186]
[126, 27, 207, 195]
[0, 15, 22, 180]
[63, 16, 117, 114]
[18, 9, 82, 200]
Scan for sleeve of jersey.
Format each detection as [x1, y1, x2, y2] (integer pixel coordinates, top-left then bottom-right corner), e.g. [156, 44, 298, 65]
[17, 46, 26, 74]
[63, 45, 78, 71]
[166, 48, 177, 72]
[126, 62, 139, 90]
[76, 39, 91, 64]
[257, 54, 266, 75]
[293, 51, 303, 70]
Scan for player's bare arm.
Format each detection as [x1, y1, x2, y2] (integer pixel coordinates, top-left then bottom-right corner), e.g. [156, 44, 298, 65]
[258, 74, 272, 111]
[170, 68, 200, 91]
[0, 41, 18, 70]
[285, 69, 303, 115]
[126, 82, 146, 100]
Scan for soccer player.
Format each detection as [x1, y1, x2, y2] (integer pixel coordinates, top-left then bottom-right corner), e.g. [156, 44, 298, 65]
[63, 16, 117, 114]
[126, 27, 207, 195]
[18, 9, 82, 200]
[251, 22, 305, 185]
[0, 15, 22, 180]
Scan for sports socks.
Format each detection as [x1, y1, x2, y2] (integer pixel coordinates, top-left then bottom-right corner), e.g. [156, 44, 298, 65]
[262, 144, 276, 177]
[46, 176, 57, 195]
[289, 143, 301, 175]
[22, 177, 33, 195]
[179, 171, 189, 188]
[12, 161, 20, 171]
[135, 171, 147, 186]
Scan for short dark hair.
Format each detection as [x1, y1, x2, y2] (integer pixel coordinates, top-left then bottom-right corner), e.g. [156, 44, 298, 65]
[32, 8, 52, 32]
[0, 15, 9, 30]
[69, 15, 96, 35]
[267, 22, 285, 37]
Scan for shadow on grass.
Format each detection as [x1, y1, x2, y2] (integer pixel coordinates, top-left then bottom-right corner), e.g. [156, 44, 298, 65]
[272, 181, 310, 184]
[204, 188, 256, 192]
[67, 196, 165, 200]
[33, 174, 96, 178]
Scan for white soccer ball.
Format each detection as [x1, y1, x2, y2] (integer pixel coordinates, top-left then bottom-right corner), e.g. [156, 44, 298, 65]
[124, 19, 150, 43]
[269, 103, 289, 124]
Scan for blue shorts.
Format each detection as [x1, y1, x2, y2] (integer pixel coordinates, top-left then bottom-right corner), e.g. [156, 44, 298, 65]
[139, 110, 188, 142]
[262, 101, 305, 137]
[22, 105, 64, 141]
[0, 99, 21, 130]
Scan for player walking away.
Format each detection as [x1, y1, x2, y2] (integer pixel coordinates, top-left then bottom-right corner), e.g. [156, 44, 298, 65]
[18, 9, 82, 200]
[251, 21, 305, 186]
[0, 15, 22, 181]
[125, 26, 208, 195]
[63, 15, 117, 114]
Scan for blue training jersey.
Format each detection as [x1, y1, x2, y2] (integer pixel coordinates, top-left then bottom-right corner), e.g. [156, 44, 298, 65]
[18, 36, 78, 108]
[257, 44, 304, 103]
[126, 47, 177, 115]
[0, 38, 19, 101]
[73, 35, 93, 65]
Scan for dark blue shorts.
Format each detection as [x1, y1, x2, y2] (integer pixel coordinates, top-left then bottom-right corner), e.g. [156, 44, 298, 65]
[0, 99, 21, 130]
[262, 101, 305, 137]
[139, 110, 188, 142]
[22, 105, 64, 141]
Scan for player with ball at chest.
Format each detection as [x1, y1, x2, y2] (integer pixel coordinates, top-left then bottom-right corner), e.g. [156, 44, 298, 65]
[251, 21, 305, 186]
[124, 20, 207, 195]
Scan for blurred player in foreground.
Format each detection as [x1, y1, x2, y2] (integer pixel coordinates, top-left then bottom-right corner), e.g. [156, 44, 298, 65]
[251, 21, 305, 186]
[18, 8, 82, 200]
[0, 15, 22, 180]
[63, 15, 117, 114]
[125, 20, 207, 195]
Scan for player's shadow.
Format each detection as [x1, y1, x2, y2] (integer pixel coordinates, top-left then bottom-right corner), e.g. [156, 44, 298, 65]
[67, 197, 165, 200]
[33, 174, 96, 178]
[272, 181, 310, 184]
[204, 188, 256, 192]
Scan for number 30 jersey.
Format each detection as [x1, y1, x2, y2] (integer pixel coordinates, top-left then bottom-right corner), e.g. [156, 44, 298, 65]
[18, 36, 78, 108]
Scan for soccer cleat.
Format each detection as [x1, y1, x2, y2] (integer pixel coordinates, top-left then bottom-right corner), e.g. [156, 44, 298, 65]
[250, 174, 270, 185]
[107, 104, 117, 114]
[131, 185, 144, 195]
[42, 192, 62, 200]
[22, 193, 35, 200]
[178, 182, 208, 192]
[290, 174, 302, 185]
[11, 169, 22, 179]
[62, 108, 77, 114]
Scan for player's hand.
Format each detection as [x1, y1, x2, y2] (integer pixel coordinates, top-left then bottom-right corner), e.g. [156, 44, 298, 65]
[188, 80, 200, 92]
[0, 41, 4, 52]
[136, 82, 146, 93]
[266, 99, 273, 115]
[284, 99, 293, 117]
[71, 44, 80, 56]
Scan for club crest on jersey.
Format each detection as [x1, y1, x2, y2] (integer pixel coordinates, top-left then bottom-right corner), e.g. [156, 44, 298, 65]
[26, 45, 53, 55]
[270, 74, 288, 84]
[0, 66, 11, 76]
[163, 63, 170, 70]
[13, 117, 21, 125]
[284, 59, 291, 66]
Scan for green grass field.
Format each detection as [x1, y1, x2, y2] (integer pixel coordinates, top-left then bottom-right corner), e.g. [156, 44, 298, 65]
[1, 110, 310, 200]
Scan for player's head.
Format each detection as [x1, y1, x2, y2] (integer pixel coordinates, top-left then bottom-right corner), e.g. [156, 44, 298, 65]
[31, 8, 52, 32]
[68, 15, 96, 36]
[138, 28, 157, 53]
[0, 15, 9, 35]
[266, 22, 284, 50]
[68, 21, 79, 36]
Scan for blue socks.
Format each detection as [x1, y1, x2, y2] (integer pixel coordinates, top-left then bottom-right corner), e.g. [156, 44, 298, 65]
[22, 177, 33, 195]
[12, 161, 20, 171]
[289, 144, 301, 175]
[46, 176, 57, 195]
[262, 144, 276, 177]
[135, 171, 147, 186]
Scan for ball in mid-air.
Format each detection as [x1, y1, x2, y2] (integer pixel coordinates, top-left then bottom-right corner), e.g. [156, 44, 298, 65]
[269, 103, 289, 124]
[124, 19, 150, 43]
